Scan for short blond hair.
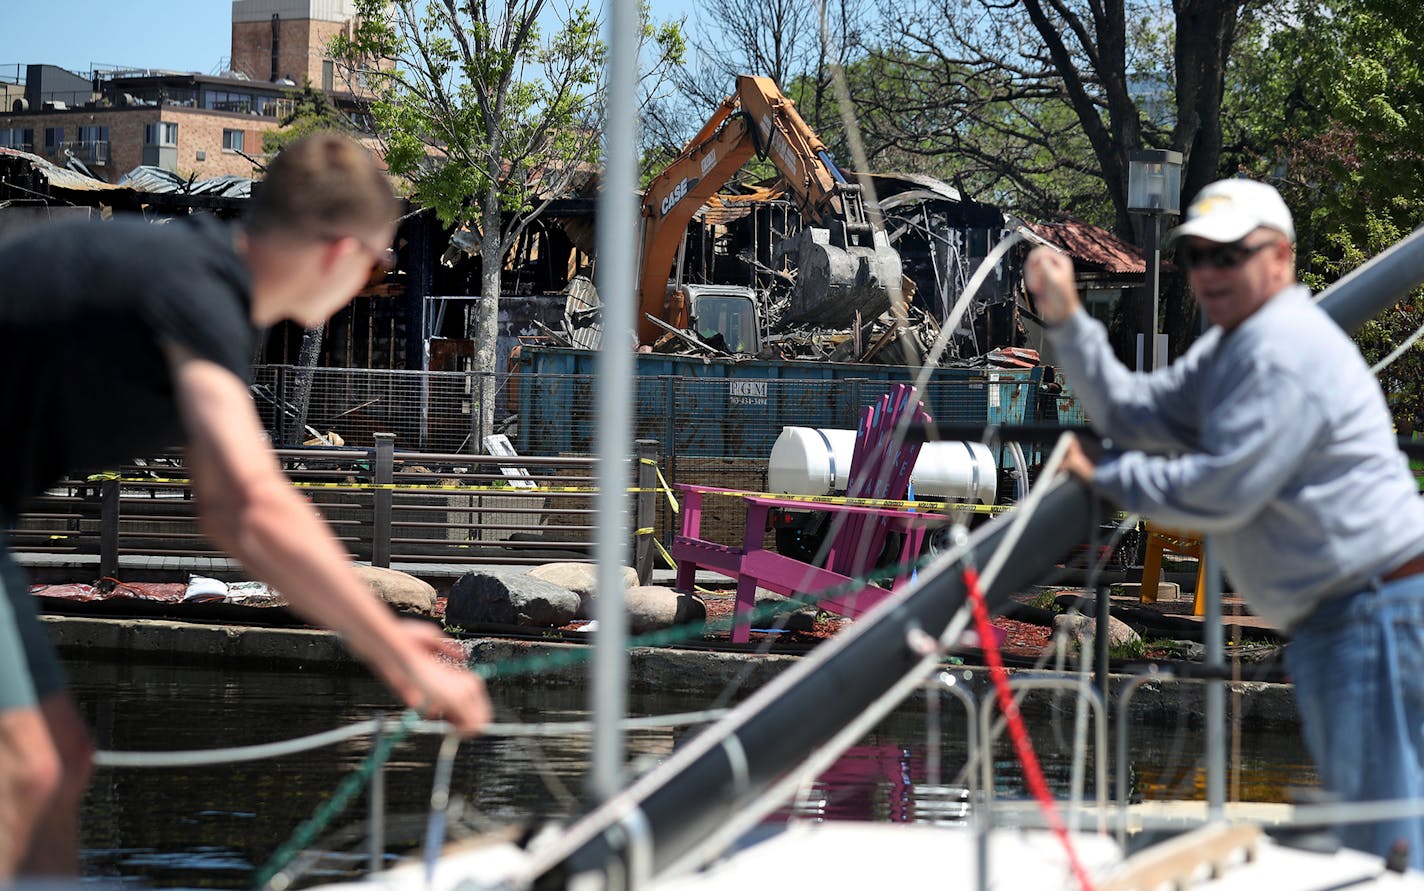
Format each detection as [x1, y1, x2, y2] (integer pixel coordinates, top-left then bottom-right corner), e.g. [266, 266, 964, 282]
[246, 133, 399, 240]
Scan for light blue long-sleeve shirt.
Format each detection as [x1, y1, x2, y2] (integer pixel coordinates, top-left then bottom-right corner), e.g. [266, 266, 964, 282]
[1046, 284, 1424, 630]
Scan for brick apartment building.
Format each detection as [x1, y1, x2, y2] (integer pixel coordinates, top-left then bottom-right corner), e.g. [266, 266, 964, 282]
[0, 0, 370, 182]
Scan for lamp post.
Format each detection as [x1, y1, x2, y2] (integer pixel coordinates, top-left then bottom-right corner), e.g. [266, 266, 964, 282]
[1127, 149, 1183, 371]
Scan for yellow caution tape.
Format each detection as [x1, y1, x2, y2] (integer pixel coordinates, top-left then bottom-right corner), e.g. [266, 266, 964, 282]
[690, 487, 1010, 515]
[81, 472, 1020, 516]
[82, 473, 676, 498]
[653, 465, 680, 515]
[652, 536, 678, 569]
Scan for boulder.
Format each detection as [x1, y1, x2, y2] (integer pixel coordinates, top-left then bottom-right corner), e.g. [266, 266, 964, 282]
[753, 589, 817, 633]
[625, 586, 706, 634]
[528, 562, 639, 617]
[353, 565, 438, 614]
[1053, 612, 1141, 650]
[446, 569, 581, 628]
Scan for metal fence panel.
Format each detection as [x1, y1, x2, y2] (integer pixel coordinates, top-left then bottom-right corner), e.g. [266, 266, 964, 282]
[252, 365, 515, 453]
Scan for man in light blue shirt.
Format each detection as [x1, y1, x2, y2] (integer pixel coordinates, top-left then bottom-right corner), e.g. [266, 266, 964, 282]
[1026, 178, 1424, 868]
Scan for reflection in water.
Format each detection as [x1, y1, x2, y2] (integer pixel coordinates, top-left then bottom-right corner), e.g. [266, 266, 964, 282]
[68, 658, 1316, 888]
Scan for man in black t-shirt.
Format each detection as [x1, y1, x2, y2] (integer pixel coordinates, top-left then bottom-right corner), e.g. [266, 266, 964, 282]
[0, 133, 491, 879]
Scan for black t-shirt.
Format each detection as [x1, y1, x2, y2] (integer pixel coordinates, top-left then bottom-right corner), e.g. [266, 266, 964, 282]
[0, 214, 254, 517]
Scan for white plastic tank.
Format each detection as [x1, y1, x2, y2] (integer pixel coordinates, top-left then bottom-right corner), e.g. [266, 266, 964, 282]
[767, 426, 998, 505]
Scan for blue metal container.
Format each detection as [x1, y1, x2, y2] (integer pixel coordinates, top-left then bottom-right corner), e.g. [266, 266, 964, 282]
[514, 347, 1073, 459]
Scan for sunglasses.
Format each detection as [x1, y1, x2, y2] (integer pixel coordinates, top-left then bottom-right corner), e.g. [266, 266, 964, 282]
[1176, 240, 1272, 271]
[322, 232, 397, 286]
[364, 246, 397, 287]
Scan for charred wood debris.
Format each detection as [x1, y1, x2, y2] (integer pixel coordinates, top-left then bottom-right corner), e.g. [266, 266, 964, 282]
[454, 172, 1050, 371]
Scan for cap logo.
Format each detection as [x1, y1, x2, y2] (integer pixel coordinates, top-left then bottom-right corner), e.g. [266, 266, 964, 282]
[1191, 194, 1234, 218]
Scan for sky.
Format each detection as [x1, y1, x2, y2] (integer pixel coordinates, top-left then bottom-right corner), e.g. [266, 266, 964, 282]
[0, 0, 693, 79]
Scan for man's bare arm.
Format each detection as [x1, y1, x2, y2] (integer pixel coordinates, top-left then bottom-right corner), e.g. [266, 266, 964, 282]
[166, 348, 490, 734]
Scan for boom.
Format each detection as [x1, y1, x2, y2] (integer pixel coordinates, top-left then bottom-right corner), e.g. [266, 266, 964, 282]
[637, 75, 902, 346]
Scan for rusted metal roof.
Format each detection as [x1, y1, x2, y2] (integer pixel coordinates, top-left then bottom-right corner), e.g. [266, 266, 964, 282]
[1026, 219, 1144, 275]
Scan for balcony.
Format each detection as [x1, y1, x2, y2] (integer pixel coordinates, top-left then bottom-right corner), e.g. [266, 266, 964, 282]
[45, 141, 111, 165]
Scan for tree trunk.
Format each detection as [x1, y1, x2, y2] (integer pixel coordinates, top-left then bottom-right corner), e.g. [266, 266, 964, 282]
[468, 190, 503, 455]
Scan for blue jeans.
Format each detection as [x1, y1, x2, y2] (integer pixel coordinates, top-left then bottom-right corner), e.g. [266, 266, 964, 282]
[1287, 573, 1424, 869]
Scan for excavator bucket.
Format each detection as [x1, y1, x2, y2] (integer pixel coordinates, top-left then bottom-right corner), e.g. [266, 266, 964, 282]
[782, 225, 904, 328]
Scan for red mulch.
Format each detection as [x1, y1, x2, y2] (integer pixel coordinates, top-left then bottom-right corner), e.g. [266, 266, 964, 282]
[689, 595, 1055, 655]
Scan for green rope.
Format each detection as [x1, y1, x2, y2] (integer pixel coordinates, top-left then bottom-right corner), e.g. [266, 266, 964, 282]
[249, 710, 419, 891]
[249, 521, 1108, 887]
[247, 563, 905, 888]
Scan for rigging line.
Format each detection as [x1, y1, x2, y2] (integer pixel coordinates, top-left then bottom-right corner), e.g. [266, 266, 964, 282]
[945, 511, 1141, 796]
[912, 229, 1029, 396]
[252, 710, 420, 891]
[840, 229, 1029, 588]
[662, 617, 956, 878]
[817, 2, 923, 372]
[859, 432, 1076, 798]
[930, 436, 1104, 796]
[963, 563, 1097, 891]
[1370, 319, 1424, 373]
[93, 709, 731, 769]
[423, 733, 462, 887]
[979, 434, 1073, 592]
[1068, 498, 1103, 832]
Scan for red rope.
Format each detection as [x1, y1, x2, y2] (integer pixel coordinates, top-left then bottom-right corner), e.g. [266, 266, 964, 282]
[962, 564, 1096, 891]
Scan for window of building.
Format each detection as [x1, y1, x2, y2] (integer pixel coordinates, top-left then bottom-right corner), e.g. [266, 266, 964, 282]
[144, 122, 178, 146]
[77, 125, 108, 145]
[44, 127, 63, 150]
[204, 90, 254, 114]
[1085, 288, 1122, 325]
[222, 129, 244, 153]
[0, 128, 33, 150]
[323, 60, 335, 92]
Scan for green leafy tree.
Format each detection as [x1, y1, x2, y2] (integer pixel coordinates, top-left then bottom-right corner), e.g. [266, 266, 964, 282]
[816, 51, 1113, 228]
[332, 0, 683, 445]
[262, 84, 357, 155]
[1225, 0, 1424, 422]
[849, 0, 1250, 358]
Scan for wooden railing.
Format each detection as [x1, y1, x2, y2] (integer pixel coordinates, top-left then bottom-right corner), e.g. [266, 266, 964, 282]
[10, 437, 662, 584]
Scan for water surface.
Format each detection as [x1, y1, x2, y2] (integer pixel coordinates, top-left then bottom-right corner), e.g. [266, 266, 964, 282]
[69, 658, 1316, 887]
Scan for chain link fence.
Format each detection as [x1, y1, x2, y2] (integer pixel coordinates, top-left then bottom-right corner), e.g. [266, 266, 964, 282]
[251, 365, 514, 453]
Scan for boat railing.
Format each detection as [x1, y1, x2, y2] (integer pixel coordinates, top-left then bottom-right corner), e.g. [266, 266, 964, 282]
[91, 708, 729, 888]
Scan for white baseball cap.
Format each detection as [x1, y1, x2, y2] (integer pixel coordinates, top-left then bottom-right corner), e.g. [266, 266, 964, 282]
[1165, 178, 1295, 247]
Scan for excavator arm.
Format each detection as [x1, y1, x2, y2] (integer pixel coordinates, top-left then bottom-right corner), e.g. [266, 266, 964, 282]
[637, 75, 902, 347]
[638, 96, 762, 342]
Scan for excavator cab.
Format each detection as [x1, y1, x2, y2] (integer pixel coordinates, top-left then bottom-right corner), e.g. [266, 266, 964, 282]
[687, 284, 762, 353]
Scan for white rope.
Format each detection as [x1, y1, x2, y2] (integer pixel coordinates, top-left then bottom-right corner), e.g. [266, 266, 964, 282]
[912, 229, 1028, 395]
[977, 434, 1072, 592]
[1371, 320, 1424, 373]
[667, 433, 1086, 874]
[93, 708, 729, 769]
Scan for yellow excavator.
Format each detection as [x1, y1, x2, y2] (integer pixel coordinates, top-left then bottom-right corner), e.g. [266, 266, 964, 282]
[636, 75, 903, 349]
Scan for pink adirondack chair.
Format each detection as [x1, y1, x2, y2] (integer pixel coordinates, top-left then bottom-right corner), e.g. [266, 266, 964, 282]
[673, 384, 942, 642]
